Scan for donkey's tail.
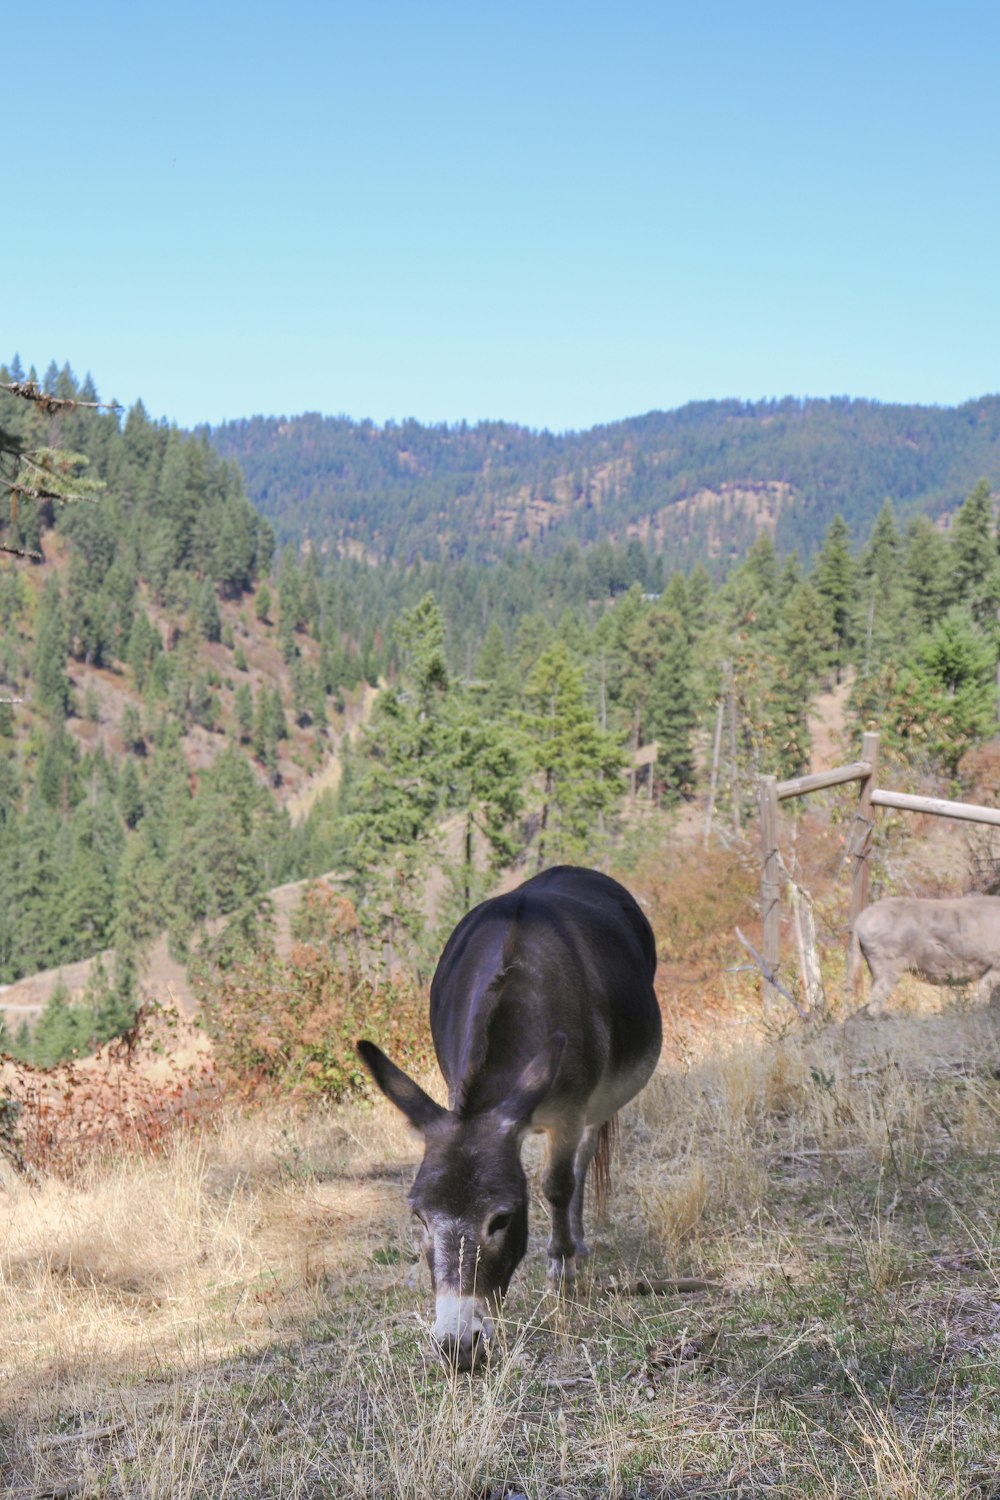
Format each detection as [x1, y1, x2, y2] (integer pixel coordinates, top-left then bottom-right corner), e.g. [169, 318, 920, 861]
[589, 1113, 619, 1222]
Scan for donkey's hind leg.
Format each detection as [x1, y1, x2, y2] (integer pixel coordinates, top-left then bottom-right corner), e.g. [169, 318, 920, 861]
[568, 1123, 602, 1260]
[975, 966, 1000, 1006]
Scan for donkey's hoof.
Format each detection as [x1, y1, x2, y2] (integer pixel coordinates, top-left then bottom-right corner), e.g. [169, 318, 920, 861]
[547, 1254, 577, 1285]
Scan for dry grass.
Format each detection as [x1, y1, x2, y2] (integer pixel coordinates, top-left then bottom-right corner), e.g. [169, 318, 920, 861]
[3, 980, 1000, 1497]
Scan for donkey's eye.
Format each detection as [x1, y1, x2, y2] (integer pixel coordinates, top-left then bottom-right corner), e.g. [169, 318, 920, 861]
[488, 1212, 512, 1236]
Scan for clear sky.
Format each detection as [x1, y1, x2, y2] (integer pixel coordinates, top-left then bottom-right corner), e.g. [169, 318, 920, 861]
[5, 2, 999, 432]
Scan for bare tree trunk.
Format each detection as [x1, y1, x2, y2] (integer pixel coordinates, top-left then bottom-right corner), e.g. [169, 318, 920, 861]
[847, 731, 880, 995]
[629, 706, 640, 811]
[789, 879, 825, 1015]
[537, 769, 552, 871]
[863, 590, 875, 679]
[759, 775, 780, 1007]
[704, 695, 725, 850]
[726, 660, 740, 833]
[464, 813, 474, 907]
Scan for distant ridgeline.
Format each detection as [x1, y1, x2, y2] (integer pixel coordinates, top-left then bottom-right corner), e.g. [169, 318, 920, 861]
[208, 396, 1000, 570]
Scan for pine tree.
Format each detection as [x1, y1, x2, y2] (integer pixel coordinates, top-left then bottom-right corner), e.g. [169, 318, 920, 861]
[196, 578, 222, 642]
[113, 830, 163, 979]
[118, 758, 143, 827]
[522, 640, 627, 868]
[63, 784, 123, 947]
[610, 590, 676, 803]
[813, 514, 855, 681]
[857, 500, 904, 673]
[36, 725, 81, 810]
[740, 533, 781, 632]
[291, 658, 311, 726]
[309, 668, 328, 734]
[902, 515, 954, 631]
[277, 546, 303, 655]
[234, 681, 253, 742]
[122, 701, 144, 754]
[253, 689, 280, 783]
[892, 608, 997, 776]
[300, 557, 322, 635]
[948, 478, 999, 628]
[31, 976, 84, 1066]
[441, 694, 525, 909]
[340, 593, 452, 964]
[645, 616, 698, 800]
[155, 430, 197, 574]
[270, 686, 288, 741]
[214, 502, 257, 598]
[33, 577, 71, 719]
[126, 608, 159, 691]
[474, 621, 517, 716]
[768, 582, 836, 775]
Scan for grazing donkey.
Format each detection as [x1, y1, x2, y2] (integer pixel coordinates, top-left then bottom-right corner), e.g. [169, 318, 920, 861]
[854, 894, 1000, 1013]
[357, 865, 661, 1371]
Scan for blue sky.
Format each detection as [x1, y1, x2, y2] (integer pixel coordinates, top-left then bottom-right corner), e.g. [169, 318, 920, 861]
[5, 2, 998, 432]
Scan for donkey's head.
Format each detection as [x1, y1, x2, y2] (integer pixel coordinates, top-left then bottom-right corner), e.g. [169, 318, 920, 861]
[357, 1034, 565, 1372]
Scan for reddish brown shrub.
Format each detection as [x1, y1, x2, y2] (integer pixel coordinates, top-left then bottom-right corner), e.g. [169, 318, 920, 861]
[634, 846, 758, 970]
[197, 944, 434, 1101]
[0, 1004, 219, 1181]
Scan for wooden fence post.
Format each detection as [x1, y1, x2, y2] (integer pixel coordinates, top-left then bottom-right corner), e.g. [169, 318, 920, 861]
[759, 774, 780, 1005]
[848, 730, 880, 993]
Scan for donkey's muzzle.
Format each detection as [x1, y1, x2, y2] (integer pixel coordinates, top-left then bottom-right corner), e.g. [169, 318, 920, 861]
[432, 1293, 495, 1373]
[437, 1327, 486, 1372]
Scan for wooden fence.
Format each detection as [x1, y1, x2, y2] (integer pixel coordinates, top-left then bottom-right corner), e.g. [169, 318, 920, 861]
[758, 731, 1000, 1005]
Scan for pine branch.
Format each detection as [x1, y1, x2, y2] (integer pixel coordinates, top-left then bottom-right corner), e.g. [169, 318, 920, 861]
[0, 539, 43, 560]
[0, 448, 106, 509]
[0, 380, 121, 416]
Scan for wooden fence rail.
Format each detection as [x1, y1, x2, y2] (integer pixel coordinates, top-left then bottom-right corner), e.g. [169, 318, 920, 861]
[776, 761, 873, 801]
[870, 789, 1000, 827]
[759, 731, 880, 1006]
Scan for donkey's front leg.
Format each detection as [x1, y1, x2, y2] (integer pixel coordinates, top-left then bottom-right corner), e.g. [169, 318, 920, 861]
[542, 1124, 584, 1283]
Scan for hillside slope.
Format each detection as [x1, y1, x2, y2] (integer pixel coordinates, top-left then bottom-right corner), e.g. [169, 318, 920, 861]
[0, 366, 373, 1006]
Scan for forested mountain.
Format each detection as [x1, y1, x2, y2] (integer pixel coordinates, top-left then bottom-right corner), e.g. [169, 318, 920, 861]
[5, 355, 1000, 1071]
[208, 396, 1000, 570]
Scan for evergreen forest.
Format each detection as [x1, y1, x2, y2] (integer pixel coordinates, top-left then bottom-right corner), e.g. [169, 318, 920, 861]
[3, 357, 1000, 1065]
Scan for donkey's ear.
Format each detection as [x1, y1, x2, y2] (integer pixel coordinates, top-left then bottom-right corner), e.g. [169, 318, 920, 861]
[497, 1032, 567, 1132]
[357, 1040, 445, 1132]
